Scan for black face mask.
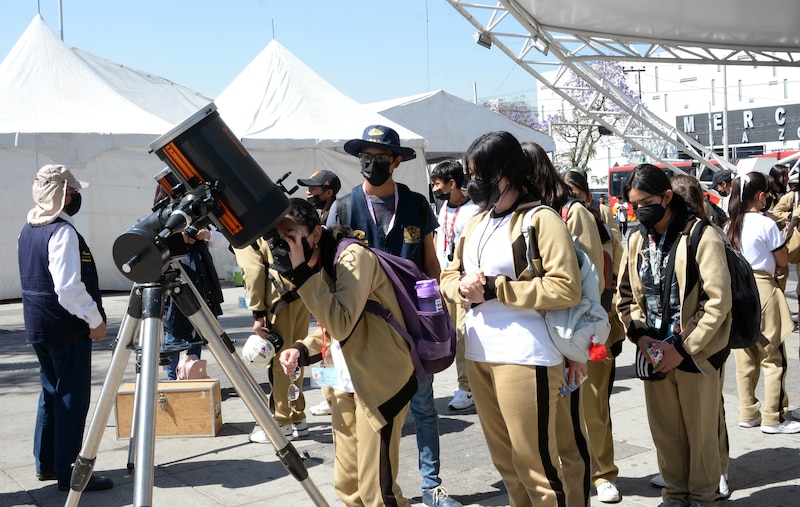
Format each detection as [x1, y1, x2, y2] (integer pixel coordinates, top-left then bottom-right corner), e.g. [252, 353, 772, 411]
[432, 189, 448, 202]
[301, 236, 314, 262]
[634, 203, 666, 230]
[466, 179, 500, 208]
[64, 192, 82, 216]
[717, 189, 728, 197]
[307, 194, 325, 209]
[361, 160, 392, 186]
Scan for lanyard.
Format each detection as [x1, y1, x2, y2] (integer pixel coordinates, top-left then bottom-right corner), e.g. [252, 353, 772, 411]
[363, 182, 398, 234]
[647, 232, 668, 287]
[443, 205, 460, 254]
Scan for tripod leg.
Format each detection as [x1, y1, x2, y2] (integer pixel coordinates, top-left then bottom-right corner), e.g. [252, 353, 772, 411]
[127, 349, 142, 473]
[65, 287, 142, 507]
[171, 270, 329, 506]
[131, 284, 166, 507]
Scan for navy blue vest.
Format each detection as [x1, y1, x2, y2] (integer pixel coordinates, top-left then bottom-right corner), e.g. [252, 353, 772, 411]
[18, 219, 105, 344]
[346, 183, 435, 270]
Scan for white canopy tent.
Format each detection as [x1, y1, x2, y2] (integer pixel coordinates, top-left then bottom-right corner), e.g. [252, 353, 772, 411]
[0, 15, 214, 300]
[214, 40, 430, 198]
[447, 0, 800, 176]
[366, 89, 555, 162]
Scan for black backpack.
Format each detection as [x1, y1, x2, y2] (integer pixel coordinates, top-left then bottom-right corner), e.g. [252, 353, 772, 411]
[688, 220, 762, 349]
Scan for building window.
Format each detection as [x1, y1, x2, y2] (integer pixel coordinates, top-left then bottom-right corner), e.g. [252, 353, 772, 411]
[711, 79, 716, 106]
[664, 93, 668, 112]
[655, 66, 659, 92]
[785, 79, 789, 99]
[680, 77, 697, 83]
[738, 80, 743, 101]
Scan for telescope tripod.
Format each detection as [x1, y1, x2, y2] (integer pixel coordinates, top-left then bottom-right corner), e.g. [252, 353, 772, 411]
[65, 262, 328, 507]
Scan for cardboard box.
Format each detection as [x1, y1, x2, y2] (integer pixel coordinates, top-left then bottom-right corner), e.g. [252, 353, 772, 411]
[115, 380, 222, 438]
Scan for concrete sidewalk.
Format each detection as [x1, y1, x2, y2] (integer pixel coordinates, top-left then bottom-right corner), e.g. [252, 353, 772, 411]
[1, 282, 799, 507]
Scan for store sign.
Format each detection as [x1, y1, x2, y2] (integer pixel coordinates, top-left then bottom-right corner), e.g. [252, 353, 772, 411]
[676, 104, 800, 145]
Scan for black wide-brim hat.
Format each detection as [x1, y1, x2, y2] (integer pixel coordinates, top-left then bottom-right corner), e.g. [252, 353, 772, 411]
[343, 125, 417, 161]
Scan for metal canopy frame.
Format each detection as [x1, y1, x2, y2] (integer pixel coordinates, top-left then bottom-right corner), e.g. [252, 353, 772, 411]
[444, 0, 797, 173]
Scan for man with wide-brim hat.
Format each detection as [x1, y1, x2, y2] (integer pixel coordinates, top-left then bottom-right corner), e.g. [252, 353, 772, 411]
[329, 126, 462, 507]
[19, 164, 114, 493]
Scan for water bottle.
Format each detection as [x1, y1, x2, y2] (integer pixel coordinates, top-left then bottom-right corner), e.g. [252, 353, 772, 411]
[415, 280, 443, 313]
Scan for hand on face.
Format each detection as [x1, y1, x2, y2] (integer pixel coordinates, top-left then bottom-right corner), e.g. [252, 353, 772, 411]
[277, 218, 319, 269]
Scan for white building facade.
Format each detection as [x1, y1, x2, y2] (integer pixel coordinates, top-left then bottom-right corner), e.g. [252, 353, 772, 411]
[537, 57, 800, 184]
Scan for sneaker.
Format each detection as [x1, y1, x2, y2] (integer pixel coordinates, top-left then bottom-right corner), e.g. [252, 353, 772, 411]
[790, 408, 800, 420]
[761, 419, 800, 434]
[309, 399, 331, 416]
[719, 474, 730, 499]
[422, 486, 462, 507]
[448, 389, 474, 411]
[738, 417, 761, 428]
[650, 473, 666, 488]
[657, 501, 686, 507]
[596, 481, 621, 503]
[248, 423, 293, 444]
[292, 419, 310, 438]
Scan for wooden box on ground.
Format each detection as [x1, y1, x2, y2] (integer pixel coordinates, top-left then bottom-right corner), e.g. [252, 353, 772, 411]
[115, 380, 222, 438]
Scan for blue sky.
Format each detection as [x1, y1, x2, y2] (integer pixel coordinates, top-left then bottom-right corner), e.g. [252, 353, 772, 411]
[0, 0, 541, 104]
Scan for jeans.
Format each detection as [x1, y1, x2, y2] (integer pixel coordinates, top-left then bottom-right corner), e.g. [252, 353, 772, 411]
[164, 331, 202, 381]
[32, 339, 92, 485]
[409, 373, 441, 490]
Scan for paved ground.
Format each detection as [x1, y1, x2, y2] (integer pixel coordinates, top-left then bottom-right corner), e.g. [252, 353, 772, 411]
[1, 278, 799, 507]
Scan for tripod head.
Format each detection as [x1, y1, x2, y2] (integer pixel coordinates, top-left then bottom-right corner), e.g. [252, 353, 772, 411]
[112, 103, 291, 283]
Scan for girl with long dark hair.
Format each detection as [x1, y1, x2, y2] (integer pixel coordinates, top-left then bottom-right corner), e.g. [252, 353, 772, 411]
[617, 164, 732, 507]
[276, 198, 417, 506]
[725, 172, 799, 434]
[440, 132, 583, 507]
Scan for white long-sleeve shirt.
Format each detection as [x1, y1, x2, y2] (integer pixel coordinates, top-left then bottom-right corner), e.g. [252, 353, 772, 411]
[46, 213, 104, 329]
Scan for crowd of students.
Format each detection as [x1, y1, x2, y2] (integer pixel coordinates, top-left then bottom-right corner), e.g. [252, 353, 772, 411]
[172, 127, 800, 507]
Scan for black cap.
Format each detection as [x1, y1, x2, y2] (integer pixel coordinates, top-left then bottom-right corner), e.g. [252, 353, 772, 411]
[297, 170, 341, 195]
[711, 169, 734, 188]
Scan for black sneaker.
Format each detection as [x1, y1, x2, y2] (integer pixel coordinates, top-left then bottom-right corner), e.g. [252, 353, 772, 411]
[36, 472, 56, 481]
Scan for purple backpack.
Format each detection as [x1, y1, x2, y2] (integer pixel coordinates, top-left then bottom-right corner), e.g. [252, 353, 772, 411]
[335, 238, 456, 380]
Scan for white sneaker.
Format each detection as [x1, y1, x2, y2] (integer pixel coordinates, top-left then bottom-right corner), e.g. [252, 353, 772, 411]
[738, 417, 761, 428]
[596, 481, 621, 503]
[650, 473, 666, 488]
[448, 389, 474, 410]
[248, 423, 293, 444]
[719, 474, 730, 499]
[292, 419, 310, 438]
[309, 399, 331, 416]
[790, 408, 800, 420]
[761, 419, 800, 434]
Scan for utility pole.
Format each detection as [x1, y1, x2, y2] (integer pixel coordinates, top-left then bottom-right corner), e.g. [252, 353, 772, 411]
[623, 67, 645, 100]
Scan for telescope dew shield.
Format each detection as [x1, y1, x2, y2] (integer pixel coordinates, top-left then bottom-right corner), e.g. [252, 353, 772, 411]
[149, 102, 290, 248]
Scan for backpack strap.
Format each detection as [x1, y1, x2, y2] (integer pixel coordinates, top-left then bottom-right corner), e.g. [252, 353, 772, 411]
[521, 205, 556, 277]
[334, 238, 428, 381]
[686, 219, 709, 297]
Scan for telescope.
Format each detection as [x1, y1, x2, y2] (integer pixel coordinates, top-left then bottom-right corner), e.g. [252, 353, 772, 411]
[112, 103, 290, 283]
[71, 104, 330, 506]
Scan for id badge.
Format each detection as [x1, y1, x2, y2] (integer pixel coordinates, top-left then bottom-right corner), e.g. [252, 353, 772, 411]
[311, 365, 339, 387]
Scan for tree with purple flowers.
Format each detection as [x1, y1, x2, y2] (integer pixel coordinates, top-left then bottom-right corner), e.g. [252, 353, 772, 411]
[482, 61, 640, 173]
